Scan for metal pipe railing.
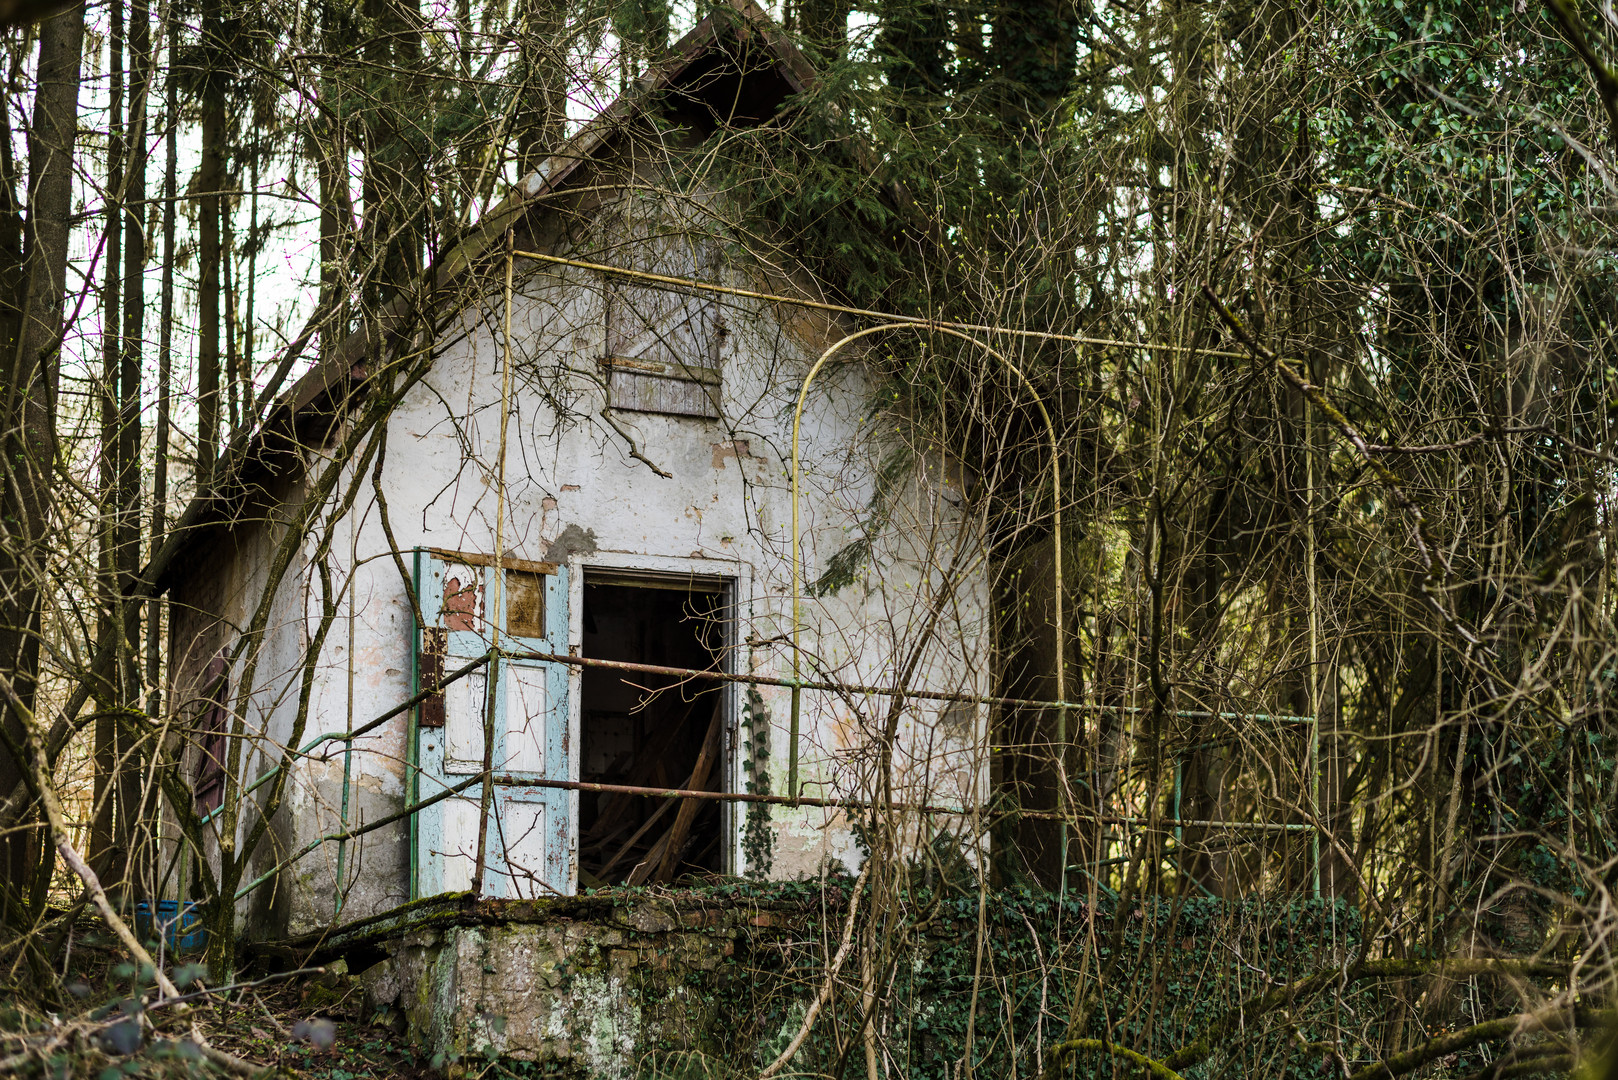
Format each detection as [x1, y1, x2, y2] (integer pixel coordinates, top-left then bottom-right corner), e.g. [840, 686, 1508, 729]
[216, 647, 1318, 904]
[502, 647, 1315, 723]
[197, 652, 494, 829]
[233, 768, 1313, 902]
[215, 644, 1313, 836]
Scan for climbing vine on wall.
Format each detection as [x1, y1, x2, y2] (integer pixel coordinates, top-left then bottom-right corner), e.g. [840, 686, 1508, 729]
[740, 686, 774, 879]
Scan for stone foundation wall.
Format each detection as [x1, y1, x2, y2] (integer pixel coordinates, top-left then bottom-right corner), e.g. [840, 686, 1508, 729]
[274, 888, 1361, 1080]
[346, 894, 802, 1077]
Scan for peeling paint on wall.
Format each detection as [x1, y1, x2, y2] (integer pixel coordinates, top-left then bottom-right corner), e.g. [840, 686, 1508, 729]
[544, 523, 599, 564]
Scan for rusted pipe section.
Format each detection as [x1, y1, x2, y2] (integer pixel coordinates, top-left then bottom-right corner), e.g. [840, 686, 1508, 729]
[501, 646, 1314, 722]
[486, 773, 1315, 833]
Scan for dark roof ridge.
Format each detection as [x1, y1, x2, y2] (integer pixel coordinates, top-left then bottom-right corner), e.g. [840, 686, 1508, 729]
[517, 0, 818, 205]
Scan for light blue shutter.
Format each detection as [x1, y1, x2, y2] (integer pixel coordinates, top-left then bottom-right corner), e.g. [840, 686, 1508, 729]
[412, 550, 573, 898]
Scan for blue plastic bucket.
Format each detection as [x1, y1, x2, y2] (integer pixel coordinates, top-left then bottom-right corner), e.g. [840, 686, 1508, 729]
[133, 900, 207, 955]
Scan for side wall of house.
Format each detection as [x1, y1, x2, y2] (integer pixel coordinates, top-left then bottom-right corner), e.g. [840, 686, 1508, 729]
[166, 469, 317, 930]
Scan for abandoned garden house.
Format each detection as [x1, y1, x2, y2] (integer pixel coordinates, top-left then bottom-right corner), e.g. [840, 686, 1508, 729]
[155, 3, 1001, 1062]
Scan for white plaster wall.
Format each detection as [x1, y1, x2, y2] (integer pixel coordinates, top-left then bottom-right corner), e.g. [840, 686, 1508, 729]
[199, 219, 991, 937]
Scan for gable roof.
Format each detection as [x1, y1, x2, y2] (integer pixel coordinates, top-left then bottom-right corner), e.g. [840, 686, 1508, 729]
[524, 1, 817, 202]
[153, 0, 822, 590]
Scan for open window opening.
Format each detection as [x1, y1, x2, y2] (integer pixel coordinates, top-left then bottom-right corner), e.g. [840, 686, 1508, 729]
[578, 572, 729, 886]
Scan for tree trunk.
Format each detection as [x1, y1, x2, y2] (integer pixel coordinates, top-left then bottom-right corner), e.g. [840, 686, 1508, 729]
[148, 22, 177, 720]
[516, 0, 568, 178]
[0, 34, 21, 339]
[197, 0, 227, 483]
[317, 0, 351, 351]
[223, 208, 239, 433]
[793, 0, 851, 61]
[612, 0, 668, 79]
[990, 535, 1070, 890]
[989, 0, 1075, 119]
[0, 1, 83, 924]
[879, 0, 949, 102]
[92, 0, 125, 880]
[117, 0, 151, 891]
[360, 0, 424, 312]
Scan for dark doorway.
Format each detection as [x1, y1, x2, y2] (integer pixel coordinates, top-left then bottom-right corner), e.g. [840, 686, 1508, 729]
[578, 573, 728, 886]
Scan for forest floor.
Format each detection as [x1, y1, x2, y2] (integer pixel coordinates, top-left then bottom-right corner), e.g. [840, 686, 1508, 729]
[0, 919, 446, 1079]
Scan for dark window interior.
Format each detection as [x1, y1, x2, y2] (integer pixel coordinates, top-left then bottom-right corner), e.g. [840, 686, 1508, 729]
[578, 577, 726, 886]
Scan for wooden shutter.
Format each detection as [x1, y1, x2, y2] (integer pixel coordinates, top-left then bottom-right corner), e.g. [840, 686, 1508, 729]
[602, 235, 725, 419]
